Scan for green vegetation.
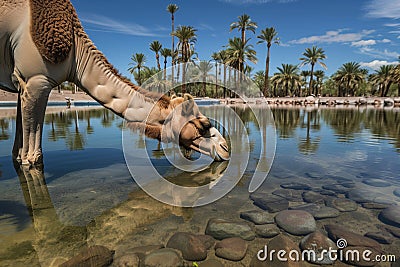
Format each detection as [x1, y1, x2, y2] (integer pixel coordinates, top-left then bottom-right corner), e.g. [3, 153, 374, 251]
[126, 4, 400, 98]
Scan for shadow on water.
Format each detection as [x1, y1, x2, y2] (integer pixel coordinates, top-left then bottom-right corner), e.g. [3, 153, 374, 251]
[0, 148, 126, 182]
[0, 200, 30, 232]
[0, 163, 88, 266]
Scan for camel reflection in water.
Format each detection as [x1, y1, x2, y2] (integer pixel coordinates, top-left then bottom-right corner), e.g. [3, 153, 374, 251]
[11, 163, 87, 267]
[3, 157, 230, 266]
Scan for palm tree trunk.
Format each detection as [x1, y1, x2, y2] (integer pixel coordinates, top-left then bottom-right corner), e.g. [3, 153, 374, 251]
[384, 82, 392, 97]
[156, 54, 161, 70]
[215, 62, 218, 98]
[203, 73, 206, 97]
[171, 14, 175, 89]
[398, 83, 400, 97]
[163, 58, 167, 93]
[223, 65, 227, 98]
[138, 67, 141, 86]
[264, 45, 271, 97]
[182, 63, 186, 94]
[164, 58, 167, 80]
[309, 64, 315, 96]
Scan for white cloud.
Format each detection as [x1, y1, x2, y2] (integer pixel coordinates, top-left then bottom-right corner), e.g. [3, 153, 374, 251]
[351, 39, 376, 47]
[365, 0, 400, 19]
[359, 47, 400, 60]
[360, 60, 398, 70]
[380, 38, 391, 43]
[81, 14, 164, 37]
[384, 23, 400, 27]
[289, 29, 375, 44]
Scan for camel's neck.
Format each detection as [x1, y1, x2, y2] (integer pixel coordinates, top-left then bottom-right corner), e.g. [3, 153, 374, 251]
[71, 34, 164, 122]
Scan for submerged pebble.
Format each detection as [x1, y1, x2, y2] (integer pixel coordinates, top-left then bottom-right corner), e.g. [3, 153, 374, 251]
[289, 203, 340, 219]
[325, 197, 358, 212]
[280, 182, 311, 190]
[379, 206, 400, 228]
[254, 224, 280, 238]
[272, 189, 304, 202]
[214, 237, 248, 261]
[275, 210, 316, 235]
[240, 210, 275, 225]
[143, 248, 182, 267]
[300, 230, 337, 265]
[250, 193, 289, 212]
[166, 232, 208, 261]
[362, 178, 391, 187]
[205, 218, 255, 241]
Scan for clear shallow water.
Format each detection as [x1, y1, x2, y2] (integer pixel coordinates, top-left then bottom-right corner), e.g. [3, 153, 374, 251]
[0, 105, 399, 266]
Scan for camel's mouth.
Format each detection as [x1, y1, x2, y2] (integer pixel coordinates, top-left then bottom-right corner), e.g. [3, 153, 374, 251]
[186, 127, 230, 161]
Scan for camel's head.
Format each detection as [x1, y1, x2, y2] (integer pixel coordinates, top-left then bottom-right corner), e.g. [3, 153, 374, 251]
[161, 94, 230, 161]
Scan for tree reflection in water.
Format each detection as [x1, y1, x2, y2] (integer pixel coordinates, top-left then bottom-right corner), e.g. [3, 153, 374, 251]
[0, 106, 399, 155]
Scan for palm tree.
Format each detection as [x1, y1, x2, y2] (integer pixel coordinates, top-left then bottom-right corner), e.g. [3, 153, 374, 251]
[144, 68, 171, 92]
[150, 41, 163, 70]
[390, 63, 400, 96]
[299, 46, 327, 95]
[128, 53, 147, 86]
[271, 64, 301, 96]
[160, 48, 172, 79]
[173, 25, 197, 94]
[369, 65, 394, 97]
[314, 70, 325, 96]
[217, 50, 229, 98]
[211, 52, 221, 97]
[230, 14, 258, 47]
[333, 62, 365, 96]
[257, 27, 279, 97]
[195, 61, 213, 97]
[167, 4, 179, 65]
[300, 70, 311, 97]
[253, 70, 266, 94]
[225, 37, 257, 73]
[243, 65, 254, 77]
[134, 67, 159, 88]
[167, 4, 179, 89]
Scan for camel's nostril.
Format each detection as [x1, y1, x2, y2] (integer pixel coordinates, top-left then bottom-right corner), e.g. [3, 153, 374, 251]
[220, 143, 229, 152]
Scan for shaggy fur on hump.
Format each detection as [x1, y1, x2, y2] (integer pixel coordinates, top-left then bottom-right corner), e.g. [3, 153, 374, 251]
[29, 0, 171, 108]
[29, 0, 74, 64]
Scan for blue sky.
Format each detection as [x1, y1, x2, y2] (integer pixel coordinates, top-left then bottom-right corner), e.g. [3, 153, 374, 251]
[71, 0, 400, 78]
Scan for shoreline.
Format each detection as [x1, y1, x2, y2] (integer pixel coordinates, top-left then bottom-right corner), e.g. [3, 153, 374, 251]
[1, 90, 399, 107]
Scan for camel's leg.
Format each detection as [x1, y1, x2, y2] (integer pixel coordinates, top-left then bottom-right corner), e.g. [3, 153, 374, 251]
[15, 75, 51, 165]
[12, 92, 23, 162]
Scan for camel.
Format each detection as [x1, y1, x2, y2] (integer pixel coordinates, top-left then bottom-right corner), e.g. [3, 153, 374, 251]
[0, 0, 229, 165]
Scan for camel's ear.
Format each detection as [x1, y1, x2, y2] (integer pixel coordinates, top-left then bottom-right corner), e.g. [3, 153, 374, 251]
[182, 94, 195, 116]
[183, 93, 194, 101]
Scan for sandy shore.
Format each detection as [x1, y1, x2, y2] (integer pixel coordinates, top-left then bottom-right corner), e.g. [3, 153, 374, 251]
[1, 90, 399, 106]
[0, 90, 94, 102]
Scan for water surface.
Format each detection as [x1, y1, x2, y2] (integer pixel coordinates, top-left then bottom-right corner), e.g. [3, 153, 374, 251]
[0, 105, 399, 266]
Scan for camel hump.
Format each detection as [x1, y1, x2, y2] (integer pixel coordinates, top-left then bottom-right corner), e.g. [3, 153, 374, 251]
[29, 0, 75, 64]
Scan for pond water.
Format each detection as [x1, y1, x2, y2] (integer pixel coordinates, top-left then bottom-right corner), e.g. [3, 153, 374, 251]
[0, 105, 399, 266]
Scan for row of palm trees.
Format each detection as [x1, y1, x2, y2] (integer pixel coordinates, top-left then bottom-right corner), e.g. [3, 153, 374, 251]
[127, 4, 400, 98]
[254, 61, 400, 97]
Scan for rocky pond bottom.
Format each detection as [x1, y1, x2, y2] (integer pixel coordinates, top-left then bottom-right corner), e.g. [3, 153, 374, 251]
[7, 173, 395, 267]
